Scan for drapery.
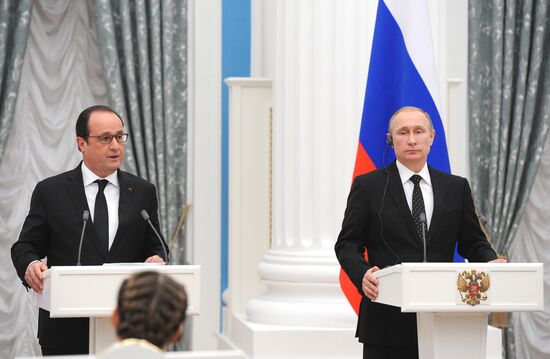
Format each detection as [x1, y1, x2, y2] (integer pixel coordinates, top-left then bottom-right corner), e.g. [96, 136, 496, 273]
[0, 1, 189, 356]
[469, 0, 550, 358]
[0, 1, 108, 357]
[0, 0, 32, 163]
[92, 0, 188, 264]
[510, 134, 550, 358]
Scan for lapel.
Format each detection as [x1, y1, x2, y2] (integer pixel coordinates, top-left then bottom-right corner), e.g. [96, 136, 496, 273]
[427, 166, 446, 243]
[65, 164, 88, 219]
[65, 163, 105, 256]
[386, 162, 420, 247]
[109, 170, 134, 255]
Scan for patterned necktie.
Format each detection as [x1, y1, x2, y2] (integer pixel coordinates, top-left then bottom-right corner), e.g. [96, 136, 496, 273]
[410, 174, 426, 240]
[94, 179, 109, 253]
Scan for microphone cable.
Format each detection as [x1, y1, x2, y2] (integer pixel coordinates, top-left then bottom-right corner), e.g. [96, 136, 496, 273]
[377, 144, 401, 265]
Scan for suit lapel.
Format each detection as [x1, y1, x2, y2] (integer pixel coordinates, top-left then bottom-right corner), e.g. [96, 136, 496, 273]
[427, 167, 446, 243]
[109, 170, 134, 255]
[65, 163, 105, 256]
[386, 163, 420, 246]
[65, 164, 88, 219]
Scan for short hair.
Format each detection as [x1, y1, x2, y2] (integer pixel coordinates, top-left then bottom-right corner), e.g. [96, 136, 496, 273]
[75, 105, 124, 139]
[387, 106, 434, 132]
[115, 271, 188, 349]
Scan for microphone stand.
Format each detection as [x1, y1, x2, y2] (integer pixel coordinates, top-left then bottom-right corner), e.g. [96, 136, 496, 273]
[419, 212, 427, 263]
[77, 210, 90, 266]
[141, 210, 169, 264]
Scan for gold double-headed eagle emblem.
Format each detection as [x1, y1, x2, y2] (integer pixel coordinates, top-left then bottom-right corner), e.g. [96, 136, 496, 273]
[457, 270, 490, 306]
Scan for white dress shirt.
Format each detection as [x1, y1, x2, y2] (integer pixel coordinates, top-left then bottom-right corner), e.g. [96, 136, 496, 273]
[81, 163, 120, 249]
[395, 160, 434, 229]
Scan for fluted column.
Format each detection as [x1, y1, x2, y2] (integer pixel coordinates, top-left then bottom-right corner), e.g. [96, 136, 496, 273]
[246, 0, 376, 327]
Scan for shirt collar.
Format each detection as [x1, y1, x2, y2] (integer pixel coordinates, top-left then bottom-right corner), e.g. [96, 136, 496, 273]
[81, 162, 119, 188]
[395, 160, 431, 186]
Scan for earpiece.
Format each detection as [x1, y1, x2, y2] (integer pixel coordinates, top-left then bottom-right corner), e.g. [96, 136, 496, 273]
[386, 134, 393, 147]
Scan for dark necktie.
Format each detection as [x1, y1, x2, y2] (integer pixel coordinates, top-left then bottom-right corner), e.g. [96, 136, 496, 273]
[410, 174, 426, 240]
[94, 179, 109, 253]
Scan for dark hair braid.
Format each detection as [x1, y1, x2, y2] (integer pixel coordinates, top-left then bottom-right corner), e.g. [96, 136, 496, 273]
[116, 271, 188, 348]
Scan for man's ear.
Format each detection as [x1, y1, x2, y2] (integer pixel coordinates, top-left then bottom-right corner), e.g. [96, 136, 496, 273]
[76, 137, 87, 152]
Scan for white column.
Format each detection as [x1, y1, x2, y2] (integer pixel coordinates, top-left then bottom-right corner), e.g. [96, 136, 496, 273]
[246, 0, 377, 328]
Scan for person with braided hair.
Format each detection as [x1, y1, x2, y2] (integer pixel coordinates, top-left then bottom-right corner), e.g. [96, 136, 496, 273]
[102, 271, 188, 357]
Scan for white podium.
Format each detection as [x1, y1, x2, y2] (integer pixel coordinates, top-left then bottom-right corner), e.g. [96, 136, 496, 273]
[374, 263, 543, 359]
[33, 265, 200, 354]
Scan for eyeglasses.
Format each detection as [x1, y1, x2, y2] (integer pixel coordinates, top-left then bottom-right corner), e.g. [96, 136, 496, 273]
[87, 133, 129, 144]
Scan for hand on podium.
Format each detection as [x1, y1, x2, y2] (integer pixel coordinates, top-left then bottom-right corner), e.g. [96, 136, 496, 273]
[25, 261, 48, 293]
[362, 266, 380, 301]
[145, 255, 165, 264]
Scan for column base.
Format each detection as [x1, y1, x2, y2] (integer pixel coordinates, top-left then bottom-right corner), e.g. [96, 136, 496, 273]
[221, 309, 362, 359]
[245, 249, 357, 328]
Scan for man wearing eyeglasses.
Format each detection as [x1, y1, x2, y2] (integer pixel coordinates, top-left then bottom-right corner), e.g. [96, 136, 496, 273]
[11, 105, 167, 355]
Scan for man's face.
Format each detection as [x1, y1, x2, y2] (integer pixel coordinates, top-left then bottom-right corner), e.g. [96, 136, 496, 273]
[389, 109, 435, 169]
[77, 111, 125, 178]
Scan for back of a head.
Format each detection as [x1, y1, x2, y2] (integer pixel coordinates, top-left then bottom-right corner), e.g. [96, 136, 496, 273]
[115, 271, 188, 349]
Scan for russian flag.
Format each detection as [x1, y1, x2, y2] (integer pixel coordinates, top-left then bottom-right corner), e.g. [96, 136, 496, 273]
[340, 0, 459, 314]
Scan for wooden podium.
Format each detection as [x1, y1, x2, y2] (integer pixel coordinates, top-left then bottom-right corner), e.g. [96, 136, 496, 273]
[33, 265, 200, 354]
[374, 263, 543, 359]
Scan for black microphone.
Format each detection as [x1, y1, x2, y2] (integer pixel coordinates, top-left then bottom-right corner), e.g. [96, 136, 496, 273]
[76, 210, 90, 266]
[140, 210, 169, 264]
[419, 212, 427, 263]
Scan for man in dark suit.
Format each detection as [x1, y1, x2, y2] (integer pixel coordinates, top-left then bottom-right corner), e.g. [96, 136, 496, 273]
[11, 105, 167, 356]
[334, 106, 505, 359]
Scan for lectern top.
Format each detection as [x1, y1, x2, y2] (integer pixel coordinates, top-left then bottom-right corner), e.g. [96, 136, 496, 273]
[373, 262, 543, 313]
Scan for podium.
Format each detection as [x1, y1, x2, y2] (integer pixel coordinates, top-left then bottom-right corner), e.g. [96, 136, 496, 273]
[374, 263, 543, 359]
[34, 265, 200, 354]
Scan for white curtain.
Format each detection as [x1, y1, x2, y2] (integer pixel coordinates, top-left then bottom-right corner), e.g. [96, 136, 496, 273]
[0, 1, 107, 357]
[510, 132, 550, 359]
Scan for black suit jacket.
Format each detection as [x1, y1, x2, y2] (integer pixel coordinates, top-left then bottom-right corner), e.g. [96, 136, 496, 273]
[334, 162, 496, 347]
[11, 163, 166, 351]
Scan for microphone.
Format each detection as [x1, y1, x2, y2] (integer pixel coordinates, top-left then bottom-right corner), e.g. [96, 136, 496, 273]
[419, 212, 427, 263]
[76, 210, 90, 266]
[140, 210, 169, 264]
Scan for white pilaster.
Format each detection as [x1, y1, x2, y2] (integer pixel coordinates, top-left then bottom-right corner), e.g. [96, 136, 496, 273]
[225, 78, 272, 317]
[187, 0, 221, 350]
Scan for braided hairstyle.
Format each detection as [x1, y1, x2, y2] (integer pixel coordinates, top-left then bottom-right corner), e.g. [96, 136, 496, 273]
[115, 271, 188, 348]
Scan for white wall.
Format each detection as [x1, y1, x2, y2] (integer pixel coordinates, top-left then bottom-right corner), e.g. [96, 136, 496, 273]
[429, 0, 470, 178]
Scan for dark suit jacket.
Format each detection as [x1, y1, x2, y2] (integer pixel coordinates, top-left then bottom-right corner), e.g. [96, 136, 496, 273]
[334, 162, 496, 347]
[11, 163, 166, 352]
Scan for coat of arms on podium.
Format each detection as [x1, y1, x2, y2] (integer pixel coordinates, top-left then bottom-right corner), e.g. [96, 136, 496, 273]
[457, 270, 490, 306]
